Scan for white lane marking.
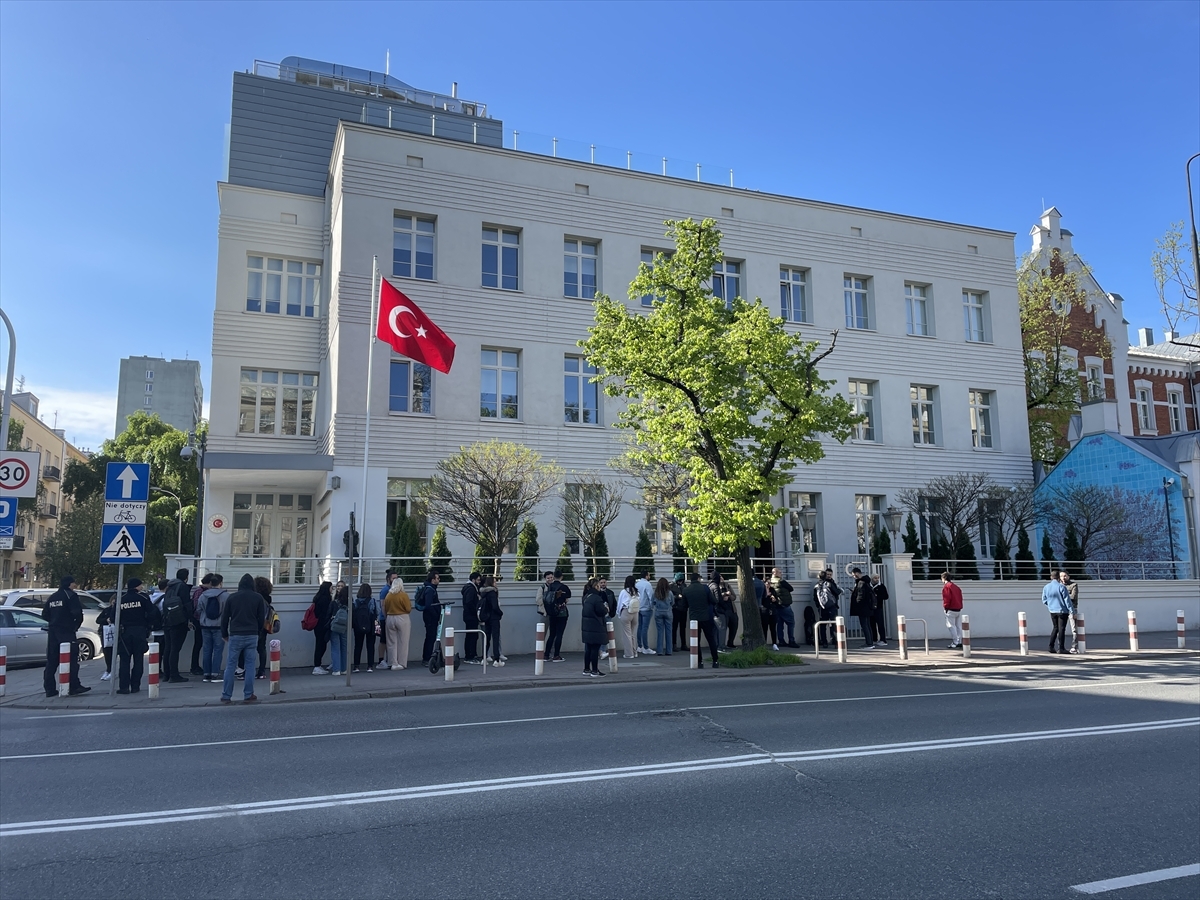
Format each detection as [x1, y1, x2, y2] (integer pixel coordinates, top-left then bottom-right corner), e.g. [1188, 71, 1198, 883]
[2, 717, 1195, 837]
[1071, 863, 1200, 894]
[3, 676, 1191, 761]
[22, 712, 115, 720]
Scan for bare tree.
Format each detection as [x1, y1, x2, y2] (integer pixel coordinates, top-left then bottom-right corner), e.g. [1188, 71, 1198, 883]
[897, 472, 996, 559]
[558, 473, 626, 569]
[992, 482, 1044, 549]
[610, 450, 692, 514]
[1152, 221, 1198, 337]
[418, 441, 563, 577]
[1042, 483, 1178, 576]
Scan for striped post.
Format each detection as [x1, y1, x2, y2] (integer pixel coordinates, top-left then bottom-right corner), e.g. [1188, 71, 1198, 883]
[1178, 610, 1186, 649]
[689, 620, 698, 669]
[444, 627, 454, 682]
[1075, 614, 1086, 654]
[147, 641, 160, 699]
[961, 614, 971, 658]
[57, 642, 70, 697]
[835, 616, 847, 663]
[0, 645, 7, 697]
[535, 621, 545, 675]
[1127, 610, 1139, 652]
[1018, 612, 1028, 656]
[606, 621, 618, 673]
[269, 639, 281, 694]
[897, 616, 908, 661]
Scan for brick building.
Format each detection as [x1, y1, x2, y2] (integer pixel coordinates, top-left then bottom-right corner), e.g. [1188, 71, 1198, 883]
[1126, 330, 1200, 436]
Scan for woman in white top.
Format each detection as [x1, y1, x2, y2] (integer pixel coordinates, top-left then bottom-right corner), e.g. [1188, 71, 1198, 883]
[616, 574, 639, 659]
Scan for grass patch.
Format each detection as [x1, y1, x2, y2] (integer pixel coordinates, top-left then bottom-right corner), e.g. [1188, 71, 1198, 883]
[715, 646, 806, 669]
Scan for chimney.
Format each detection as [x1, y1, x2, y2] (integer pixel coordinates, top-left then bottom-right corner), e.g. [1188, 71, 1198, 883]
[1164, 330, 1177, 342]
[1080, 399, 1119, 436]
[1059, 228, 1073, 256]
[1137, 327, 1154, 347]
[451, 82, 458, 99]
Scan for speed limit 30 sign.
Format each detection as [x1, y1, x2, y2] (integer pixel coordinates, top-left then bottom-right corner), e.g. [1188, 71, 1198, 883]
[0, 452, 40, 498]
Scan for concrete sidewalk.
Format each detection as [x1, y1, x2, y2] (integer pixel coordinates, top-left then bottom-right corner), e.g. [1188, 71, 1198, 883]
[1, 629, 1194, 710]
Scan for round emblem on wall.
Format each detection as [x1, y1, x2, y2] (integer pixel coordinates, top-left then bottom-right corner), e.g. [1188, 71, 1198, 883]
[208, 514, 229, 534]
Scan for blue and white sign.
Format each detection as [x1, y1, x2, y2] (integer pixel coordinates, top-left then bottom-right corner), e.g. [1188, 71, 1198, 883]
[0, 496, 17, 550]
[100, 463, 150, 563]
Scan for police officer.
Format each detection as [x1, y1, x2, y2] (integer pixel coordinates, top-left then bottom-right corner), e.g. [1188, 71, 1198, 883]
[43, 575, 89, 697]
[117, 577, 159, 694]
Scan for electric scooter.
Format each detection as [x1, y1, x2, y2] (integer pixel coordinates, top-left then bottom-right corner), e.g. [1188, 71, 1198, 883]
[428, 603, 463, 674]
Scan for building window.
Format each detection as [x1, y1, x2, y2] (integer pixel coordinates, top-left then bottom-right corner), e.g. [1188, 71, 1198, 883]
[855, 495, 883, 555]
[564, 355, 599, 424]
[389, 360, 432, 414]
[788, 491, 820, 553]
[386, 479, 429, 552]
[239, 369, 318, 436]
[482, 227, 520, 291]
[844, 275, 870, 329]
[231, 493, 312, 581]
[145, 370, 154, 380]
[1086, 364, 1104, 400]
[905, 283, 930, 336]
[247, 256, 320, 317]
[143, 397, 153, 408]
[481, 349, 519, 419]
[911, 385, 937, 445]
[144, 383, 153, 394]
[969, 389, 994, 449]
[978, 499, 1002, 558]
[1135, 386, 1153, 431]
[393, 214, 436, 280]
[779, 268, 809, 323]
[963, 290, 988, 342]
[564, 239, 598, 299]
[712, 260, 741, 307]
[1167, 390, 1183, 432]
[848, 380, 877, 441]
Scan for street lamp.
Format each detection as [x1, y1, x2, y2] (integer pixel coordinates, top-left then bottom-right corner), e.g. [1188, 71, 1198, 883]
[151, 485, 183, 555]
[883, 505, 903, 549]
[799, 505, 818, 552]
[180, 431, 207, 560]
[1163, 477, 1177, 580]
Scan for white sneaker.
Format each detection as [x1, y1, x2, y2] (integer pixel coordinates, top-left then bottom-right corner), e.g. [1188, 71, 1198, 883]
[312, 667, 327, 675]
[599, 650, 609, 660]
[644, 648, 656, 655]
[772, 644, 779, 651]
[493, 660, 505, 667]
[100, 672, 111, 681]
[499, 655, 508, 661]
[378, 663, 391, 670]
[875, 641, 888, 648]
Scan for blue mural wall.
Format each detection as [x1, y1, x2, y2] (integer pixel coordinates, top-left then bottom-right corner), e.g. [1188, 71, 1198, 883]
[1035, 432, 1190, 569]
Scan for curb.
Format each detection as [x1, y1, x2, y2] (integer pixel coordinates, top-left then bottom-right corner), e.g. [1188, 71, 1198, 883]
[1, 648, 1194, 711]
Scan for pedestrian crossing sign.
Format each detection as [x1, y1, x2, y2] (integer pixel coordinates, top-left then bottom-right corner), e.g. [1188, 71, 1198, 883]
[100, 523, 145, 564]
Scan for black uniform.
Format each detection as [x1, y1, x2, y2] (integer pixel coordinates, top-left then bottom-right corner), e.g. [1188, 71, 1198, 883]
[117, 588, 160, 693]
[43, 579, 85, 696]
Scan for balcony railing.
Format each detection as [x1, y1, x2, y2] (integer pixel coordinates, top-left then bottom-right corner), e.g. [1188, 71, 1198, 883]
[42, 465, 60, 481]
[40, 504, 58, 519]
[6, 536, 26, 551]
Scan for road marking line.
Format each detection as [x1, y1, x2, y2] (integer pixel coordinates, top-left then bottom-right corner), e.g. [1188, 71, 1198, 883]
[1071, 863, 1200, 894]
[22, 712, 115, 720]
[2, 717, 1195, 837]
[3, 677, 1191, 761]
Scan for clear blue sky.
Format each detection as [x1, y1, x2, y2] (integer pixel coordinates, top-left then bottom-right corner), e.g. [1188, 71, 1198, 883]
[1, 0, 1197, 451]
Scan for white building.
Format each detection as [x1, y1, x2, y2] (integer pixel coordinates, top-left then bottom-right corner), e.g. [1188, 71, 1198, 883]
[204, 57, 1033, 582]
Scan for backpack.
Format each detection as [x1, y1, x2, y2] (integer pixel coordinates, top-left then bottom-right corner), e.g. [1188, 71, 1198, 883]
[301, 603, 318, 631]
[414, 584, 428, 612]
[162, 586, 187, 628]
[204, 591, 221, 621]
[536, 585, 547, 616]
[352, 597, 372, 632]
[331, 604, 348, 634]
[266, 607, 281, 634]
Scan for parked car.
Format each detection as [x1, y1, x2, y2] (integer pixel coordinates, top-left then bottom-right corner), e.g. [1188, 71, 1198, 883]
[0, 607, 104, 665]
[0, 589, 107, 661]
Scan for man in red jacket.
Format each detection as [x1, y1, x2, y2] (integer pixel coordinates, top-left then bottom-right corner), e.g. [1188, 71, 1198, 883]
[941, 571, 963, 649]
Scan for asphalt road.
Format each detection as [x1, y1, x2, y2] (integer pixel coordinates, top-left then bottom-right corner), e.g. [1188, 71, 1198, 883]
[1, 657, 1198, 900]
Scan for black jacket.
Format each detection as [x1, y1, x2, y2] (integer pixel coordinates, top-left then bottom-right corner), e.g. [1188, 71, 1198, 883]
[478, 586, 500, 623]
[461, 582, 481, 623]
[44, 585, 83, 632]
[580, 589, 609, 645]
[684, 581, 713, 622]
[117, 589, 159, 630]
[222, 574, 266, 638]
[420, 580, 441, 621]
[547, 579, 570, 618]
[849, 578, 876, 616]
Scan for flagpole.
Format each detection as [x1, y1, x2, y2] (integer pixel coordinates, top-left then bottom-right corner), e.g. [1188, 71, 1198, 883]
[354, 256, 379, 687]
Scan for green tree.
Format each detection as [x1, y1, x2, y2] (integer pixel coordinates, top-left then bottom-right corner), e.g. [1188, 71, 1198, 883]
[953, 529, 979, 580]
[389, 510, 425, 581]
[419, 441, 562, 578]
[870, 529, 891, 564]
[1040, 531, 1057, 579]
[513, 520, 540, 581]
[992, 532, 1012, 581]
[428, 523, 454, 582]
[555, 542, 575, 581]
[34, 495, 106, 588]
[588, 530, 612, 579]
[1014, 524, 1038, 580]
[902, 513, 925, 580]
[1062, 522, 1084, 578]
[581, 219, 858, 649]
[632, 527, 654, 578]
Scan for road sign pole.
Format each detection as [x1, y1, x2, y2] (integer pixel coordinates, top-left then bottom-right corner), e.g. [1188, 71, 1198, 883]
[110, 563, 123, 696]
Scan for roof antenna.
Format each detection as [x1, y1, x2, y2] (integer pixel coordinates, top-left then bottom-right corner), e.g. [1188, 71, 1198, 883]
[386, 50, 390, 77]
[1041, 197, 1045, 214]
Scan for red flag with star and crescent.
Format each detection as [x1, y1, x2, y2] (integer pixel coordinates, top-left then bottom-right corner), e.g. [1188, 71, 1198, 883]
[375, 277, 456, 374]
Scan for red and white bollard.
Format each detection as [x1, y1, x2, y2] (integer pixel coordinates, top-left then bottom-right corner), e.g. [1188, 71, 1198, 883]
[535, 621, 545, 675]
[269, 639, 281, 694]
[897, 616, 908, 661]
[1018, 612, 1028, 656]
[1075, 614, 1086, 654]
[1178, 610, 1186, 649]
[0, 645, 7, 697]
[606, 621, 618, 673]
[961, 615, 971, 658]
[444, 627, 454, 682]
[57, 641, 71, 697]
[147, 641, 160, 699]
[835, 615, 847, 663]
[689, 620, 698, 669]
[1127, 610, 1139, 652]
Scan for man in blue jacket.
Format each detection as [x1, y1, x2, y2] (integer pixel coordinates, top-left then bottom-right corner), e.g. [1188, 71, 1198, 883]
[1040, 570, 1075, 654]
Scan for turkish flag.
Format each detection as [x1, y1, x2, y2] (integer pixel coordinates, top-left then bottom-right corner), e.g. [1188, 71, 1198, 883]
[375, 278, 456, 374]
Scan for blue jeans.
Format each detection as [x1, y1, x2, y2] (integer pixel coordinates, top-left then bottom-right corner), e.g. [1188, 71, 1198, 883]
[655, 611, 672, 654]
[776, 606, 796, 645]
[223, 634, 257, 699]
[202, 626, 224, 676]
[330, 631, 347, 672]
[637, 607, 652, 649]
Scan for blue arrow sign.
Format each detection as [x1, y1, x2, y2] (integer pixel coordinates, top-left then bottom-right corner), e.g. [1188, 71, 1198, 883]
[0, 497, 16, 537]
[104, 462, 150, 502]
[100, 523, 145, 564]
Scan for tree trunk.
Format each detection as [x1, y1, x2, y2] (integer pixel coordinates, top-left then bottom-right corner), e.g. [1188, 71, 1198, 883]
[735, 545, 765, 650]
